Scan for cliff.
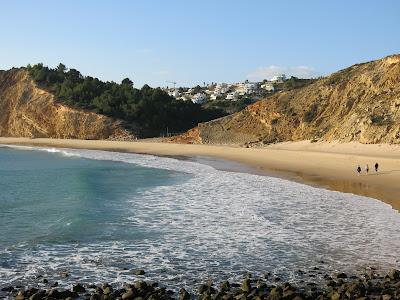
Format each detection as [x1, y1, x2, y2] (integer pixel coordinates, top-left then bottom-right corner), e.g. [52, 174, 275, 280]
[171, 54, 400, 145]
[0, 69, 133, 140]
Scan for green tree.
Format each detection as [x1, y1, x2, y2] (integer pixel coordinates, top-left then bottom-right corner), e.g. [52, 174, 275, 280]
[121, 78, 133, 87]
[57, 63, 67, 73]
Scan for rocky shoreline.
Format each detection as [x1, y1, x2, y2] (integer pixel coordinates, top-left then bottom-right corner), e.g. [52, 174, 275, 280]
[1, 268, 399, 300]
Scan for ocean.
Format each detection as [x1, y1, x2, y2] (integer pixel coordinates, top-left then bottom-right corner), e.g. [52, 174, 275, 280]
[0, 145, 399, 291]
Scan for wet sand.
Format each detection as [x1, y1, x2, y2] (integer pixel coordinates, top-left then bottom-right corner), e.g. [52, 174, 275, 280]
[0, 137, 399, 211]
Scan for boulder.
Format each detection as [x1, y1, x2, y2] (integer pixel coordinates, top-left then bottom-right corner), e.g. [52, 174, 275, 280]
[26, 288, 39, 297]
[198, 284, 208, 294]
[72, 284, 86, 294]
[330, 291, 340, 300]
[266, 287, 283, 300]
[15, 291, 25, 300]
[122, 289, 135, 300]
[103, 286, 112, 295]
[178, 288, 190, 300]
[240, 279, 251, 292]
[336, 273, 347, 279]
[29, 291, 45, 300]
[386, 269, 400, 280]
[133, 269, 146, 276]
[90, 293, 101, 300]
[220, 280, 231, 292]
[134, 281, 148, 291]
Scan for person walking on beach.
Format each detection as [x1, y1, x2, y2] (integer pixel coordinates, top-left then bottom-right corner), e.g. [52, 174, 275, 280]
[375, 162, 379, 173]
[357, 165, 361, 176]
[365, 164, 369, 175]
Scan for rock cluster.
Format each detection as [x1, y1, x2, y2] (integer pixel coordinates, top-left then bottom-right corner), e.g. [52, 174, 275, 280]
[193, 269, 400, 300]
[2, 281, 175, 300]
[1, 269, 399, 299]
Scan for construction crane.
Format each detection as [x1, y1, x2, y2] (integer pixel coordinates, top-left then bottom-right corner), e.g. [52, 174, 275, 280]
[166, 81, 177, 89]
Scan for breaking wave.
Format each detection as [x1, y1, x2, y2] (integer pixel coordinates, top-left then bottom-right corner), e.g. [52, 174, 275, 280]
[0, 145, 399, 290]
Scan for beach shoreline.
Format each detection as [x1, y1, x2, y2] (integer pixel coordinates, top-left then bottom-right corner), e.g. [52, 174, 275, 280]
[0, 137, 399, 211]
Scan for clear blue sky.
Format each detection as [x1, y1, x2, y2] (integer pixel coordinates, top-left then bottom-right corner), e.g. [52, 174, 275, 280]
[1, 0, 399, 87]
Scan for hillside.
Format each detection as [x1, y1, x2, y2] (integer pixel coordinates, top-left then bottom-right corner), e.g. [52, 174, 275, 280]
[0, 68, 133, 140]
[0, 65, 225, 139]
[171, 54, 400, 145]
[25, 64, 224, 137]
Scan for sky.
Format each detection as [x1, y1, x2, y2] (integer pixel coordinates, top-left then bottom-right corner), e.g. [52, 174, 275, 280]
[0, 0, 399, 87]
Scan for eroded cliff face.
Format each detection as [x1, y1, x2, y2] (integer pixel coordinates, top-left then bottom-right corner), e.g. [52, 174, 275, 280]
[0, 69, 133, 139]
[172, 54, 400, 145]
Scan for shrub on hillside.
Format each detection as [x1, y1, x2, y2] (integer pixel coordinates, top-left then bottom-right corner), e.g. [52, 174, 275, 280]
[370, 114, 392, 125]
[303, 104, 318, 123]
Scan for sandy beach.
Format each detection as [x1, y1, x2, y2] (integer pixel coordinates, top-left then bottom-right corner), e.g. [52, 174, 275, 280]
[0, 137, 399, 211]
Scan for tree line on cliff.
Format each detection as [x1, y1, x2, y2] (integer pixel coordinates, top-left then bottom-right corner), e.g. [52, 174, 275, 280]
[26, 63, 225, 136]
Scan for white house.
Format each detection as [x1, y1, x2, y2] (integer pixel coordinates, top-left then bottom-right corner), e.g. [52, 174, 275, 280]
[192, 93, 207, 104]
[226, 91, 239, 101]
[179, 95, 191, 102]
[236, 82, 259, 95]
[244, 82, 259, 94]
[168, 90, 181, 98]
[261, 82, 275, 92]
[214, 83, 230, 94]
[211, 89, 226, 100]
[271, 74, 287, 82]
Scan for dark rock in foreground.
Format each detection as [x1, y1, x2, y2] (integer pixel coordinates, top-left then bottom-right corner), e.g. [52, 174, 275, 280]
[1, 268, 399, 299]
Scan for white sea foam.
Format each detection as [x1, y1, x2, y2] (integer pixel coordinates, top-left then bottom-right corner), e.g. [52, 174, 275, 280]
[1, 145, 400, 290]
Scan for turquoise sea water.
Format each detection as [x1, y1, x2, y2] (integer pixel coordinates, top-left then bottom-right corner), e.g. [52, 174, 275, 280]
[0, 147, 187, 248]
[0, 146, 399, 291]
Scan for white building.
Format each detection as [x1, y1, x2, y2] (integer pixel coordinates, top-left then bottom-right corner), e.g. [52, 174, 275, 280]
[179, 95, 191, 102]
[226, 91, 239, 101]
[271, 74, 286, 82]
[184, 88, 195, 95]
[210, 94, 218, 101]
[236, 82, 260, 95]
[214, 83, 230, 94]
[211, 90, 226, 100]
[192, 93, 207, 104]
[261, 82, 275, 92]
[168, 90, 181, 98]
[244, 82, 259, 94]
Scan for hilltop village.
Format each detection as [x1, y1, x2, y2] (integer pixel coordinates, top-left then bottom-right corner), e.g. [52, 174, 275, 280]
[162, 75, 316, 116]
[165, 74, 288, 104]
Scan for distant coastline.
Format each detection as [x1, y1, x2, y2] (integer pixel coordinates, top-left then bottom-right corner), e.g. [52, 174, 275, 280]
[0, 137, 399, 211]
